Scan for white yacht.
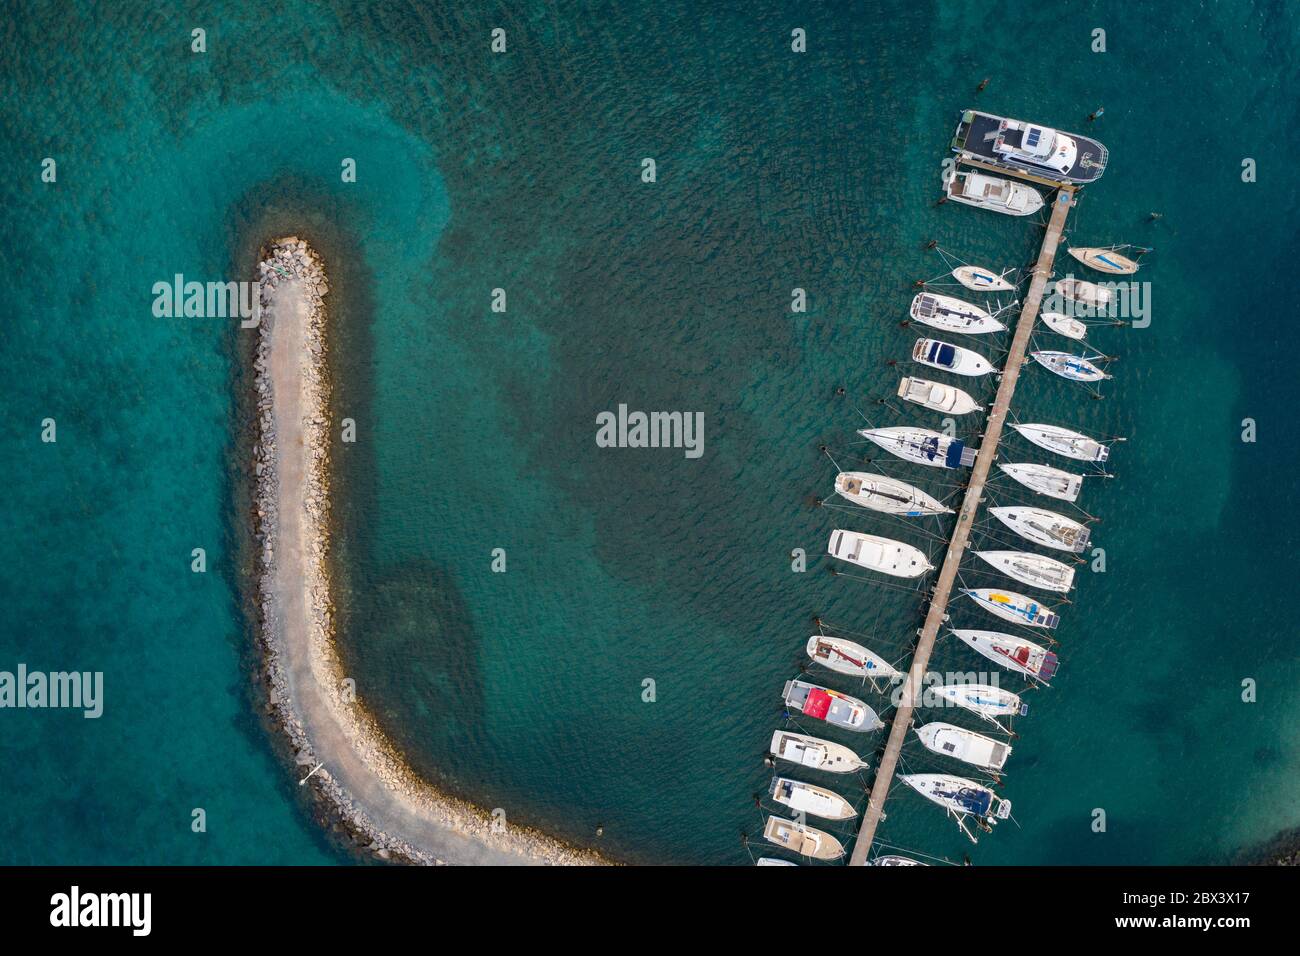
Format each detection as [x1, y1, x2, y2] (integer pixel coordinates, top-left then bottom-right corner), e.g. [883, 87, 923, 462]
[912, 337, 995, 377]
[909, 292, 1005, 334]
[769, 730, 868, 774]
[827, 529, 933, 578]
[1010, 422, 1111, 463]
[961, 587, 1060, 629]
[897, 376, 982, 415]
[951, 110, 1108, 183]
[989, 505, 1091, 553]
[951, 629, 1060, 685]
[834, 471, 950, 516]
[998, 462, 1084, 502]
[1068, 246, 1140, 275]
[974, 550, 1076, 593]
[1056, 277, 1113, 309]
[806, 634, 902, 681]
[952, 264, 1015, 292]
[770, 777, 858, 821]
[858, 426, 977, 470]
[763, 816, 845, 860]
[873, 855, 928, 866]
[914, 721, 1012, 772]
[933, 683, 1027, 726]
[1032, 350, 1110, 383]
[944, 168, 1044, 216]
[900, 773, 1013, 843]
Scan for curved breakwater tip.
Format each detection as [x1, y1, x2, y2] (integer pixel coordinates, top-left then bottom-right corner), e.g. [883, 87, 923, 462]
[250, 235, 606, 865]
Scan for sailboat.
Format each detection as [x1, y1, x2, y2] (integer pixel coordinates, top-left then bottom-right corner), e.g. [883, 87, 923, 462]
[763, 816, 845, 860]
[951, 629, 1060, 685]
[998, 462, 1084, 502]
[961, 587, 1060, 629]
[770, 777, 858, 821]
[914, 721, 1013, 771]
[1068, 246, 1140, 275]
[858, 427, 977, 470]
[834, 471, 950, 516]
[899, 774, 1012, 843]
[1056, 277, 1112, 309]
[806, 635, 902, 681]
[974, 550, 1076, 592]
[827, 529, 933, 578]
[1032, 350, 1110, 383]
[908, 292, 1005, 334]
[769, 730, 869, 774]
[1040, 311, 1087, 340]
[933, 683, 1027, 727]
[989, 505, 1091, 553]
[952, 264, 1015, 292]
[1009, 422, 1111, 463]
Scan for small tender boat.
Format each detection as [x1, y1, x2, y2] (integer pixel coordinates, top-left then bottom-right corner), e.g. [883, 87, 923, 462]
[873, 855, 928, 866]
[770, 777, 858, 821]
[858, 427, 977, 469]
[897, 376, 982, 415]
[1056, 277, 1112, 309]
[1068, 246, 1139, 275]
[827, 529, 933, 578]
[1010, 423, 1110, 463]
[756, 857, 798, 867]
[834, 471, 950, 516]
[1040, 311, 1087, 340]
[961, 588, 1059, 629]
[1032, 350, 1109, 383]
[763, 816, 845, 860]
[915, 721, 1012, 771]
[934, 683, 1027, 725]
[909, 292, 1005, 334]
[998, 462, 1084, 502]
[952, 265, 1015, 292]
[974, 550, 1076, 593]
[806, 635, 902, 681]
[944, 168, 1044, 216]
[912, 337, 995, 377]
[899, 773, 1012, 842]
[783, 680, 884, 733]
[769, 730, 868, 774]
[951, 629, 1060, 684]
[989, 505, 1091, 553]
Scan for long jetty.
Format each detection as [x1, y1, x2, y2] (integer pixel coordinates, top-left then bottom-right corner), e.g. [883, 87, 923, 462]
[848, 182, 1076, 866]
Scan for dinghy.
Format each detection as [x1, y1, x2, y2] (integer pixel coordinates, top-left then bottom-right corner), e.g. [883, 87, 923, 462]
[827, 529, 933, 578]
[961, 587, 1059, 629]
[899, 774, 1012, 842]
[952, 265, 1015, 292]
[897, 376, 982, 415]
[783, 680, 884, 733]
[806, 635, 902, 681]
[951, 629, 1059, 685]
[934, 683, 1027, 726]
[989, 505, 1091, 553]
[834, 471, 950, 516]
[756, 857, 798, 867]
[1032, 350, 1109, 383]
[944, 168, 1044, 216]
[915, 721, 1012, 771]
[770, 777, 858, 821]
[763, 816, 845, 860]
[975, 550, 1075, 592]
[1010, 422, 1110, 463]
[912, 337, 995, 377]
[909, 292, 1005, 334]
[998, 462, 1084, 502]
[858, 427, 977, 469]
[1068, 246, 1140, 275]
[1040, 311, 1087, 340]
[1056, 276, 1112, 309]
[873, 855, 928, 866]
[769, 730, 868, 774]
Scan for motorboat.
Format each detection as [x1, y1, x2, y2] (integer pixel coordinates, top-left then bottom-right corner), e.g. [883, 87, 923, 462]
[827, 529, 933, 578]
[1009, 423, 1110, 463]
[1068, 246, 1140, 275]
[998, 462, 1084, 502]
[900, 773, 1012, 842]
[974, 549, 1076, 592]
[770, 777, 858, 821]
[1032, 350, 1109, 383]
[769, 730, 868, 774]
[763, 816, 845, 860]
[912, 337, 995, 377]
[914, 721, 1012, 771]
[951, 109, 1108, 183]
[897, 376, 982, 415]
[1040, 311, 1087, 340]
[989, 505, 1091, 553]
[806, 635, 902, 681]
[857, 427, 977, 469]
[961, 587, 1060, 629]
[951, 629, 1060, 685]
[933, 683, 1027, 726]
[909, 292, 1005, 334]
[944, 168, 1044, 216]
[952, 264, 1015, 292]
[783, 680, 884, 732]
[834, 471, 950, 516]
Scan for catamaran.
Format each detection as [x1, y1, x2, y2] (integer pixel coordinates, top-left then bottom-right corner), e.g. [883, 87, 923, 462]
[1040, 311, 1087, 340]
[951, 109, 1108, 183]
[770, 777, 858, 821]
[998, 462, 1084, 502]
[974, 550, 1076, 592]
[912, 337, 995, 377]
[783, 680, 884, 732]
[989, 505, 1091, 553]
[827, 529, 933, 578]
[952, 264, 1015, 292]
[1032, 350, 1110, 383]
[897, 376, 982, 415]
[806, 635, 902, 681]
[909, 292, 1005, 334]
[961, 587, 1060, 629]
[763, 815, 845, 860]
[1010, 422, 1111, 463]
[900, 773, 1013, 843]
[933, 683, 1027, 727]
[1068, 246, 1140, 275]
[914, 721, 1012, 772]
[858, 427, 977, 469]
[944, 168, 1044, 216]
[769, 730, 868, 774]
[951, 629, 1060, 685]
[834, 471, 950, 516]
[1056, 277, 1112, 309]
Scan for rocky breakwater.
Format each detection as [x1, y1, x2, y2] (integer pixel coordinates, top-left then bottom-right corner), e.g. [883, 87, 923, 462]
[251, 237, 603, 865]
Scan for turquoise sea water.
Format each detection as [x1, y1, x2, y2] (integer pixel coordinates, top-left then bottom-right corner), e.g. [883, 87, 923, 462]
[1, 1, 1298, 865]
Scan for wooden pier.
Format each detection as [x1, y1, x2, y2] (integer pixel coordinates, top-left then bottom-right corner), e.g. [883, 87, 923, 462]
[847, 181, 1076, 866]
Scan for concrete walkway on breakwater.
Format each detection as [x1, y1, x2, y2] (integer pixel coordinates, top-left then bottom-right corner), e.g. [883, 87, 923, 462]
[259, 244, 599, 865]
[848, 186, 1077, 866]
